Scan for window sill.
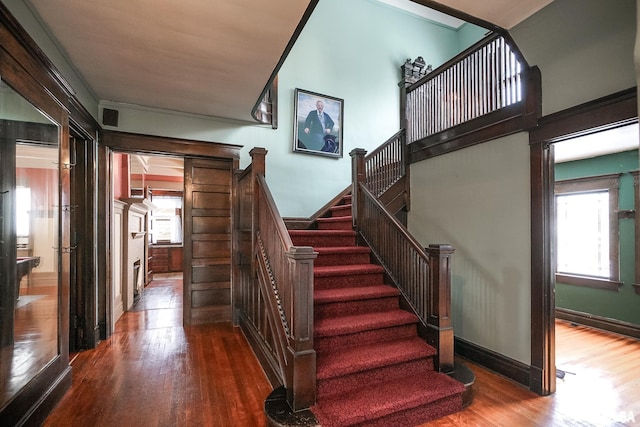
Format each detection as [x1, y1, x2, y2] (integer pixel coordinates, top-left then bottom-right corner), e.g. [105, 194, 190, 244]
[555, 273, 622, 291]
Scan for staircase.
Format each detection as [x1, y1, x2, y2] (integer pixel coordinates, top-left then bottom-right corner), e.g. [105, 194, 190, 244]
[288, 194, 465, 427]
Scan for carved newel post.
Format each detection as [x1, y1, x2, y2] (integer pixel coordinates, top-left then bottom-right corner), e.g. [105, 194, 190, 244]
[426, 244, 455, 374]
[249, 147, 267, 278]
[350, 148, 367, 231]
[399, 57, 432, 131]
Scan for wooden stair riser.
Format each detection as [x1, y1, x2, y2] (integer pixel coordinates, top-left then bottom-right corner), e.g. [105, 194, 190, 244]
[317, 358, 435, 400]
[315, 296, 400, 319]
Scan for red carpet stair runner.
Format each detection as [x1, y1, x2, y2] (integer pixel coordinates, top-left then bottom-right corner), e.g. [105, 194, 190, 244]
[288, 195, 465, 427]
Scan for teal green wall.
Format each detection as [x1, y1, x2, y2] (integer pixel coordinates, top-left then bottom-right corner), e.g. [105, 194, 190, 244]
[456, 23, 489, 52]
[555, 150, 639, 325]
[96, 0, 484, 217]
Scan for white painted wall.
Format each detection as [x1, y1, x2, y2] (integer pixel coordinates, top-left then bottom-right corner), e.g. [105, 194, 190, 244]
[112, 201, 125, 327]
[408, 0, 637, 365]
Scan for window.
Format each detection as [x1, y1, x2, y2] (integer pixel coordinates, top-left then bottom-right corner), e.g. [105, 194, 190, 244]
[150, 192, 183, 244]
[555, 174, 622, 290]
[15, 186, 30, 238]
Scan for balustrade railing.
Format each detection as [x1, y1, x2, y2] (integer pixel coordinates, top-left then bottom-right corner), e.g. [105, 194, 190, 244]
[234, 148, 316, 412]
[364, 129, 406, 198]
[351, 148, 455, 372]
[405, 33, 526, 144]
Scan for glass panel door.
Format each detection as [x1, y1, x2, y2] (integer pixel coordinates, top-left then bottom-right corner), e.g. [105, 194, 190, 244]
[0, 79, 60, 408]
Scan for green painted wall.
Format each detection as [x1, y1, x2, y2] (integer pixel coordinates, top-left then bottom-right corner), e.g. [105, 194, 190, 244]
[510, 0, 636, 116]
[408, 0, 637, 365]
[456, 23, 489, 52]
[555, 150, 639, 324]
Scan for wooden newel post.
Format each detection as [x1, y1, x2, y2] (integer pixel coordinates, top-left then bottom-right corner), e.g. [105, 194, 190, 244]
[399, 57, 431, 133]
[350, 148, 367, 230]
[249, 148, 267, 277]
[286, 246, 318, 411]
[426, 244, 455, 374]
[249, 147, 267, 176]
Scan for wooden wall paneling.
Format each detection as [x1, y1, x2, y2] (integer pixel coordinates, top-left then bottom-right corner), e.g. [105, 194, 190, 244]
[184, 158, 233, 324]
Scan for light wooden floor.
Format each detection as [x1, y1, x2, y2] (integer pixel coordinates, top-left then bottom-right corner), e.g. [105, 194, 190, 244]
[44, 274, 640, 426]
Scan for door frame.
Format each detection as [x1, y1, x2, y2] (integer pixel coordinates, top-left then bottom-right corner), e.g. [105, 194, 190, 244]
[529, 87, 637, 395]
[98, 130, 240, 338]
[69, 123, 100, 351]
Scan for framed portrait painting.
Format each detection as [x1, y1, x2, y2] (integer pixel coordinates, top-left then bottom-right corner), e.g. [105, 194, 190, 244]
[293, 88, 343, 158]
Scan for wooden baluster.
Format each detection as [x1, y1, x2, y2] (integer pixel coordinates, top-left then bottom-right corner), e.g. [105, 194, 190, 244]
[426, 244, 455, 374]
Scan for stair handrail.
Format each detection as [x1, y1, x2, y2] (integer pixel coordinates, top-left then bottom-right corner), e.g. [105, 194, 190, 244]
[245, 150, 318, 412]
[351, 148, 455, 373]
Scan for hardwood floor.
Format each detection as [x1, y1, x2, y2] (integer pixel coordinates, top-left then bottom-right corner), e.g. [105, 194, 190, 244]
[428, 320, 640, 427]
[44, 275, 640, 426]
[43, 274, 272, 427]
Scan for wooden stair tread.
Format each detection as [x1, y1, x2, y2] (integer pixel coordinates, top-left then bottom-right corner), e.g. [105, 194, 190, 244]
[314, 264, 384, 277]
[314, 310, 418, 337]
[314, 285, 399, 304]
[316, 337, 436, 380]
[313, 370, 464, 427]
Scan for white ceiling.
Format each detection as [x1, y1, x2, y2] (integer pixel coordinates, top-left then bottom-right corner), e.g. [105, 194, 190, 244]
[24, 0, 553, 125]
[26, 0, 313, 122]
[554, 123, 639, 163]
[130, 154, 183, 178]
[426, 0, 553, 30]
[377, 0, 553, 30]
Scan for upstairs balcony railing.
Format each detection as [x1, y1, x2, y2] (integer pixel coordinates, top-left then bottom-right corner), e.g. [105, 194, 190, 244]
[402, 32, 540, 161]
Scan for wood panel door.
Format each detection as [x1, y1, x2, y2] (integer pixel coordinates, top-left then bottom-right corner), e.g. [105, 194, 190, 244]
[183, 158, 233, 325]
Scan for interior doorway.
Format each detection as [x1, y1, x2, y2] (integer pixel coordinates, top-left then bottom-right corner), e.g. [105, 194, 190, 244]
[529, 88, 638, 396]
[110, 151, 185, 329]
[552, 123, 639, 383]
[98, 130, 240, 339]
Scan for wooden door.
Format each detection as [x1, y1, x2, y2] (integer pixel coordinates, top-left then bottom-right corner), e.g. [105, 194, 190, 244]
[183, 158, 233, 324]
